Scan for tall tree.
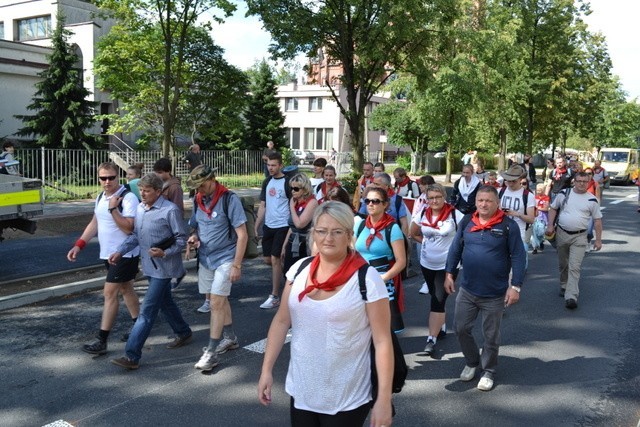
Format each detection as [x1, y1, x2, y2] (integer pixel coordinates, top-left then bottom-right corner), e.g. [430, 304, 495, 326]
[95, 0, 235, 157]
[246, 0, 441, 172]
[243, 60, 286, 151]
[15, 15, 98, 149]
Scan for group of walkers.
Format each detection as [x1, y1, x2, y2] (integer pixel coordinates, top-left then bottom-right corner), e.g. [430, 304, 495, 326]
[67, 148, 608, 426]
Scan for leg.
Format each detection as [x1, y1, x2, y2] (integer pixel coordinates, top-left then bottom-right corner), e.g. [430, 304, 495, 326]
[478, 295, 506, 375]
[100, 283, 120, 331]
[565, 233, 587, 301]
[119, 280, 140, 320]
[271, 255, 283, 296]
[556, 230, 571, 292]
[453, 287, 481, 368]
[196, 263, 212, 312]
[125, 277, 167, 362]
[158, 279, 191, 337]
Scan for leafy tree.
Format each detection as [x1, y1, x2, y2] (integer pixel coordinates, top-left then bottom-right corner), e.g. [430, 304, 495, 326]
[15, 15, 98, 148]
[246, 0, 442, 173]
[95, 0, 235, 156]
[243, 60, 286, 151]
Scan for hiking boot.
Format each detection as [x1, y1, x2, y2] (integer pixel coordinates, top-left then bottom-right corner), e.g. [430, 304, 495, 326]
[167, 332, 193, 349]
[194, 348, 219, 371]
[111, 356, 139, 370]
[460, 365, 477, 382]
[260, 295, 280, 309]
[477, 375, 494, 391]
[197, 300, 211, 313]
[565, 298, 578, 309]
[82, 339, 107, 355]
[423, 339, 435, 356]
[215, 337, 239, 354]
[418, 282, 429, 295]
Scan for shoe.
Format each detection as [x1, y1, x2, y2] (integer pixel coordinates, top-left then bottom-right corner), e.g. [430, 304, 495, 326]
[423, 339, 435, 355]
[171, 273, 186, 290]
[82, 339, 107, 355]
[197, 300, 211, 313]
[215, 337, 239, 354]
[559, 288, 565, 297]
[532, 248, 538, 254]
[565, 298, 578, 309]
[167, 332, 193, 349]
[477, 375, 494, 391]
[437, 328, 447, 340]
[260, 295, 280, 309]
[111, 356, 139, 370]
[419, 282, 429, 295]
[460, 365, 477, 382]
[194, 348, 220, 371]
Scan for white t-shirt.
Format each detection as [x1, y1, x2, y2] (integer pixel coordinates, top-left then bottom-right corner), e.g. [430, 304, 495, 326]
[95, 186, 140, 259]
[264, 176, 289, 228]
[310, 177, 324, 195]
[499, 187, 535, 241]
[413, 209, 464, 270]
[284, 258, 388, 414]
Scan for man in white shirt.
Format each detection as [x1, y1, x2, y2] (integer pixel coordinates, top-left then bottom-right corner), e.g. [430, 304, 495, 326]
[499, 165, 536, 249]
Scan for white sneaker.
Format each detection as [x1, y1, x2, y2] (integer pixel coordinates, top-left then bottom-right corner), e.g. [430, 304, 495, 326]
[194, 348, 219, 371]
[419, 282, 429, 295]
[197, 300, 211, 313]
[460, 365, 477, 382]
[215, 337, 239, 354]
[260, 295, 280, 309]
[477, 375, 494, 391]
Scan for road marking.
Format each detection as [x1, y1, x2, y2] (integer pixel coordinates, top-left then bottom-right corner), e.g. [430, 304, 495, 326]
[610, 199, 625, 205]
[42, 421, 74, 427]
[244, 329, 292, 354]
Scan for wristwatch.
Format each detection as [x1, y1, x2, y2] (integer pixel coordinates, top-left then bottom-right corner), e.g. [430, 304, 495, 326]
[108, 207, 117, 214]
[510, 285, 521, 293]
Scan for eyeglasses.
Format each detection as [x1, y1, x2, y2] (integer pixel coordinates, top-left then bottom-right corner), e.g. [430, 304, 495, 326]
[574, 180, 589, 184]
[364, 198, 383, 205]
[426, 196, 444, 201]
[585, 172, 593, 175]
[290, 187, 302, 192]
[313, 228, 348, 238]
[99, 175, 117, 182]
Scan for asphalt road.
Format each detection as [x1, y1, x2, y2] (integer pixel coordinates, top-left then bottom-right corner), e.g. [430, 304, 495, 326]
[0, 186, 638, 427]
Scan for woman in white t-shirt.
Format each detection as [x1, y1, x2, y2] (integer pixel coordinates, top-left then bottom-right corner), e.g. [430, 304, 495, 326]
[258, 202, 393, 426]
[410, 184, 463, 356]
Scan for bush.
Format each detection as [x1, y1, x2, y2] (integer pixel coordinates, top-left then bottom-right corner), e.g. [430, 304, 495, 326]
[396, 154, 411, 170]
[339, 172, 360, 195]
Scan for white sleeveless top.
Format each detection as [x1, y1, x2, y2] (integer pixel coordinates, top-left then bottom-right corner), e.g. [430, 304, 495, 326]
[284, 259, 388, 414]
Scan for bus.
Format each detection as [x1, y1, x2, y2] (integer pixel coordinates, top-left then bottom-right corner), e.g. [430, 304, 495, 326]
[598, 147, 640, 185]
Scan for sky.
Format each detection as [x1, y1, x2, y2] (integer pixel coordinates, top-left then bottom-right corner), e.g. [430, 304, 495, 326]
[209, 1, 640, 100]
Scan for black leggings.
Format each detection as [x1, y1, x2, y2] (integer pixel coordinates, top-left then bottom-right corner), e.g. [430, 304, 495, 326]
[421, 267, 449, 313]
[290, 397, 371, 427]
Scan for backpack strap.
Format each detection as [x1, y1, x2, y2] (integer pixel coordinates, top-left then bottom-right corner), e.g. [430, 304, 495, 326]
[394, 195, 402, 223]
[96, 185, 131, 212]
[293, 256, 315, 280]
[357, 219, 396, 257]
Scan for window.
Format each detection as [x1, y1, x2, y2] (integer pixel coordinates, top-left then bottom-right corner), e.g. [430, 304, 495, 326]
[309, 97, 323, 111]
[17, 16, 52, 41]
[285, 98, 299, 111]
[285, 128, 301, 149]
[304, 128, 333, 151]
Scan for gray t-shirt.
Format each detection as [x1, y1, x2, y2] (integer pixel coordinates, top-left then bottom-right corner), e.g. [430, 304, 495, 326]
[551, 189, 602, 231]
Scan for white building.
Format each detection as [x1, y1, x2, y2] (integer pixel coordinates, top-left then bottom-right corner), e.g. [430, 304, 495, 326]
[277, 82, 404, 161]
[0, 0, 115, 141]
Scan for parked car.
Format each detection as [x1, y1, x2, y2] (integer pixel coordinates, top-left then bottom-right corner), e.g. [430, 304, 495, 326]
[293, 150, 316, 165]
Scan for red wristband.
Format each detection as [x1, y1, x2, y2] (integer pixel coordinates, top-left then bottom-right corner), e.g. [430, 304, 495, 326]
[75, 239, 87, 250]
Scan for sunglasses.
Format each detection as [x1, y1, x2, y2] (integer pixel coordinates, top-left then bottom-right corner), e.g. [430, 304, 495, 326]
[99, 175, 118, 182]
[291, 187, 302, 192]
[364, 198, 383, 205]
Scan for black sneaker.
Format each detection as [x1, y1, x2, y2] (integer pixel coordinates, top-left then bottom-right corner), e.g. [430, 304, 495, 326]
[437, 329, 447, 340]
[565, 298, 578, 309]
[82, 339, 107, 355]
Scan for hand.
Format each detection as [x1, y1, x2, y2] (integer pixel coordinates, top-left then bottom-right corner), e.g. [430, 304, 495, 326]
[109, 196, 123, 211]
[108, 252, 122, 265]
[257, 373, 274, 406]
[149, 247, 165, 258]
[370, 398, 393, 427]
[592, 239, 603, 251]
[504, 287, 520, 307]
[67, 246, 80, 262]
[230, 265, 241, 283]
[545, 225, 555, 236]
[444, 275, 456, 294]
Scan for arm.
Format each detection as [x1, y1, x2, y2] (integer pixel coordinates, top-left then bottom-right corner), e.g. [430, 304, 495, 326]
[399, 215, 409, 236]
[255, 201, 266, 236]
[289, 198, 317, 229]
[67, 214, 99, 261]
[230, 224, 248, 283]
[410, 221, 423, 244]
[546, 207, 557, 235]
[381, 238, 406, 282]
[512, 205, 535, 225]
[592, 218, 603, 251]
[366, 299, 394, 427]
[258, 281, 293, 406]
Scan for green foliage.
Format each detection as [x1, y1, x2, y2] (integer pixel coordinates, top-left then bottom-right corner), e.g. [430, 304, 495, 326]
[338, 172, 360, 195]
[243, 60, 286, 150]
[396, 154, 411, 171]
[15, 15, 98, 149]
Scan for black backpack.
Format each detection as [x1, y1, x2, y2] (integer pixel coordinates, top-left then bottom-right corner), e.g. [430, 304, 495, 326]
[293, 257, 408, 401]
[498, 186, 531, 230]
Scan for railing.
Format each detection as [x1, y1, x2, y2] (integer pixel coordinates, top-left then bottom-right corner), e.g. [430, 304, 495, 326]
[13, 148, 265, 200]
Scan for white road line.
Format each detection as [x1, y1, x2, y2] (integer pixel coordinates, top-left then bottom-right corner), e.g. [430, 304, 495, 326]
[244, 329, 292, 354]
[610, 199, 625, 205]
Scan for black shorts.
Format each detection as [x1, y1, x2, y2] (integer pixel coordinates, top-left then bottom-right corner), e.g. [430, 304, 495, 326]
[262, 226, 289, 258]
[104, 256, 139, 283]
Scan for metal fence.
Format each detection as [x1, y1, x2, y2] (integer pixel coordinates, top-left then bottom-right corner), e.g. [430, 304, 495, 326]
[14, 148, 264, 200]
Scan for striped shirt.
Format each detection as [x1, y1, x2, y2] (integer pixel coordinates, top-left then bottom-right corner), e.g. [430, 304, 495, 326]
[118, 196, 186, 279]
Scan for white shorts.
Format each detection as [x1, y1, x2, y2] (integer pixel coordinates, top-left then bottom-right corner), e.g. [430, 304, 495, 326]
[198, 261, 233, 296]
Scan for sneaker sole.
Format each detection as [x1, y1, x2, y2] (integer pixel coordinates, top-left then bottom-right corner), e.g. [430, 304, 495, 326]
[216, 343, 239, 354]
[82, 347, 107, 355]
[195, 361, 219, 372]
[259, 304, 279, 309]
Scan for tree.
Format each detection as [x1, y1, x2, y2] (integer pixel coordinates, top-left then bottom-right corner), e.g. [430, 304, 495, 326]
[95, 0, 235, 157]
[15, 15, 98, 149]
[246, 0, 442, 172]
[243, 60, 286, 151]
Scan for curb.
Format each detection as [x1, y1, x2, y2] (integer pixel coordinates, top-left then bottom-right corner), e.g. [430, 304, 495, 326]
[0, 259, 198, 312]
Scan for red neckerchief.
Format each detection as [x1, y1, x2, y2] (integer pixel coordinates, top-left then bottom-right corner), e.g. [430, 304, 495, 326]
[586, 180, 598, 196]
[318, 181, 340, 203]
[394, 176, 411, 191]
[364, 213, 396, 249]
[294, 196, 314, 215]
[469, 209, 505, 232]
[593, 166, 604, 174]
[421, 203, 455, 229]
[553, 167, 568, 181]
[360, 176, 374, 189]
[387, 188, 395, 198]
[298, 252, 368, 301]
[195, 182, 228, 218]
[487, 181, 501, 188]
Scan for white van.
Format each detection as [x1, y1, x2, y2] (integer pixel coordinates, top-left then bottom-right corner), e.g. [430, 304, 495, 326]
[598, 148, 640, 184]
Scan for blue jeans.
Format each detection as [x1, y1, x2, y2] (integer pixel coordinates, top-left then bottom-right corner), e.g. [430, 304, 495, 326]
[453, 287, 505, 375]
[126, 277, 191, 362]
